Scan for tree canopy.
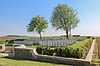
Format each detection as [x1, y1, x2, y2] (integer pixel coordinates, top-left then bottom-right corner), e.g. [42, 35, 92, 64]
[27, 15, 48, 39]
[50, 3, 79, 39]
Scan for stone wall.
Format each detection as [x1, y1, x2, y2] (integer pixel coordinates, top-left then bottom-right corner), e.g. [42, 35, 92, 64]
[13, 48, 90, 66]
[0, 44, 5, 52]
[37, 54, 90, 66]
[14, 48, 35, 60]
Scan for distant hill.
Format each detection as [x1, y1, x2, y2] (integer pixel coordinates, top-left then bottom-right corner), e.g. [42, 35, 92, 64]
[5, 35, 29, 37]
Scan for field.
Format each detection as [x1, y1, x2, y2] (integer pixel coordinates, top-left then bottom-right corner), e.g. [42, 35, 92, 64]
[0, 37, 24, 41]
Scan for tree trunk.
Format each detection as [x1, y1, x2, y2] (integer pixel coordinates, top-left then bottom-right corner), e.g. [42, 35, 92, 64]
[39, 32, 42, 39]
[65, 30, 69, 39]
[70, 30, 71, 37]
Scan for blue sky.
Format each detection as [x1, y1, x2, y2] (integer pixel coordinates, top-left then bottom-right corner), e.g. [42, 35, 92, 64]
[0, 0, 100, 36]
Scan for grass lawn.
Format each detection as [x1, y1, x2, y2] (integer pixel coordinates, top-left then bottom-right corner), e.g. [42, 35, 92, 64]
[26, 45, 39, 49]
[0, 55, 71, 66]
[68, 39, 90, 48]
[25, 37, 40, 40]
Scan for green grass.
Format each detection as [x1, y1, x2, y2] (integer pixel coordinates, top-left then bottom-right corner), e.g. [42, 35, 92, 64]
[68, 39, 89, 48]
[0, 40, 13, 46]
[26, 45, 39, 49]
[25, 37, 40, 40]
[0, 40, 8, 44]
[0, 55, 70, 66]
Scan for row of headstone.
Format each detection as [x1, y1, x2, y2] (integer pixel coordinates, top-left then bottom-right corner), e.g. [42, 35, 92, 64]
[39, 36, 87, 47]
[13, 40, 39, 46]
[39, 39, 76, 47]
[42, 36, 87, 40]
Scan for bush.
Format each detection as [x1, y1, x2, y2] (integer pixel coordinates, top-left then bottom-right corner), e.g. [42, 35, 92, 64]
[36, 46, 42, 54]
[6, 40, 14, 44]
[14, 39, 25, 41]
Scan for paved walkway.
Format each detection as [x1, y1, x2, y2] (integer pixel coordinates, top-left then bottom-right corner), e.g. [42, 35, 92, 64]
[85, 39, 95, 62]
[0, 53, 14, 57]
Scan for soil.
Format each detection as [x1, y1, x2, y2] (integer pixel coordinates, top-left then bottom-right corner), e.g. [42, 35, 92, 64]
[96, 38, 100, 59]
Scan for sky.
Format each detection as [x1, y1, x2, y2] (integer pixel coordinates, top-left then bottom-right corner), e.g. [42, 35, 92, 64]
[0, 0, 100, 36]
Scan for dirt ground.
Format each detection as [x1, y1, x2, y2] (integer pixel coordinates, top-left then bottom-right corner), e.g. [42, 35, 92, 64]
[95, 38, 100, 59]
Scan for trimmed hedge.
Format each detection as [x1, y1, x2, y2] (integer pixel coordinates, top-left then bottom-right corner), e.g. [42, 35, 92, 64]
[0, 39, 25, 46]
[36, 46, 83, 58]
[36, 37, 93, 58]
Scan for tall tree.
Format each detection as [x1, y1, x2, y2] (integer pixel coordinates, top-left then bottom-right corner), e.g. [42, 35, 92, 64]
[27, 15, 48, 39]
[50, 3, 79, 39]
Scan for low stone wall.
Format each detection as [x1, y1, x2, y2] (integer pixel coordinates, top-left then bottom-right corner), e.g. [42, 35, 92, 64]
[14, 48, 35, 60]
[0, 44, 5, 52]
[13, 39, 95, 66]
[13, 48, 90, 66]
[13, 44, 26, 48]
[5, 46, 13, 53]
[37, 55, 90, 66]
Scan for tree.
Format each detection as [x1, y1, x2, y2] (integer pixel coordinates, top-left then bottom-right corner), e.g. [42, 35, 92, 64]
[27, 15, 48, 39]
[50, 3, 79, 39]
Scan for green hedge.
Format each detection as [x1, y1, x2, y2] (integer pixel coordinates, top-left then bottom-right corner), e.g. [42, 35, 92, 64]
[0, 39, 25, 46]
[36, 37, 93, 58]
[36, 46, 83, 58]
[6, 39, 25, 44]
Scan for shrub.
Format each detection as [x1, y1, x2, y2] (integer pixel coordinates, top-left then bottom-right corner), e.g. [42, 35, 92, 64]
[36, 46, 42, 54]
[6, 40, 14, 44]
[14, 39, 25, 41]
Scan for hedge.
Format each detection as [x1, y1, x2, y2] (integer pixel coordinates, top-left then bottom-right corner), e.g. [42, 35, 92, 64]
[0, 39, 25, 46]
[36, 37, 93, 58]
